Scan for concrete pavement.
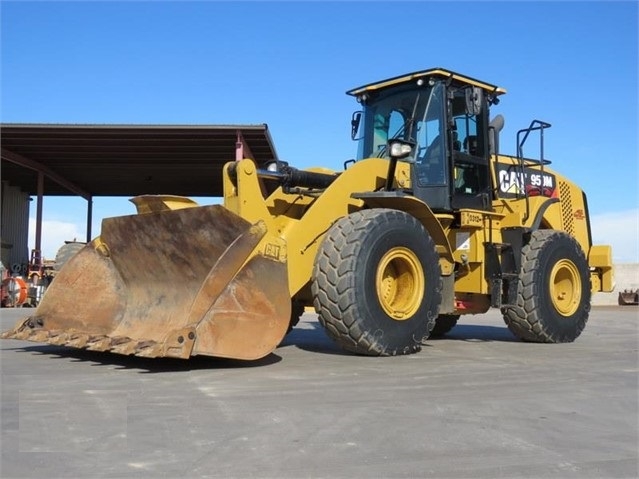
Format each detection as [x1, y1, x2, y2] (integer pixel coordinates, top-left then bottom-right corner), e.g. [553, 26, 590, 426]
[1, 307, 637, 478]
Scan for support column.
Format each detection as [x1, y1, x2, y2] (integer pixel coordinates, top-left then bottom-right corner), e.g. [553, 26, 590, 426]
[86, 196, 93, 243]
[35, 171, 44, 254]
[235, 130, 255, 161]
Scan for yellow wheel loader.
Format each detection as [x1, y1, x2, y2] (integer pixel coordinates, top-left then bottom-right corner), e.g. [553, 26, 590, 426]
[2, 68, 614, 360]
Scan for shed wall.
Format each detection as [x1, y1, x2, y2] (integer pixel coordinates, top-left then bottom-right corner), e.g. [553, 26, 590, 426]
[1, 181, 30, 273]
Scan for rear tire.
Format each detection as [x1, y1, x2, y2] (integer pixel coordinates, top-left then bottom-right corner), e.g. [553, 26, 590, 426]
[430, 314, 459, 338]
[312, 209, 442, 356]
[502, 230, 591, 343]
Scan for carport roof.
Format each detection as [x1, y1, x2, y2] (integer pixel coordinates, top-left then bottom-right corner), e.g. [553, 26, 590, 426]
[0, 123, 279, 197]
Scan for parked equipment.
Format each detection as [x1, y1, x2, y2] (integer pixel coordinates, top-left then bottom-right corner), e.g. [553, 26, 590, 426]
[618, 289, 638, 306]
[1, 68, 614, 359]
[1, 242, 84, 309]
[1, 276, 28, 308]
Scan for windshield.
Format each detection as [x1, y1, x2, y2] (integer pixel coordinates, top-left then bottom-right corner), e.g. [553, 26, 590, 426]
[356, 82, 445, 162]
[355, 81, 447, 185]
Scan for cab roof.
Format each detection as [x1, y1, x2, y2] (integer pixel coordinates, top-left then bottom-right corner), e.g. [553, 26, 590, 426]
[346, 67, 507, 97]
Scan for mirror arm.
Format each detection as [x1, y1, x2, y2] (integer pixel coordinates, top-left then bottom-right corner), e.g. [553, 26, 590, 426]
[385, 158, 398, 191]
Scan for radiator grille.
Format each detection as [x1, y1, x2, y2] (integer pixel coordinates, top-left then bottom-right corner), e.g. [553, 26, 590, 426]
[559, 181, 574, 235]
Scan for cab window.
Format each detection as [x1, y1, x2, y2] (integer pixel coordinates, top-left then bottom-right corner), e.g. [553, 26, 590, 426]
[413, 82, 446, 186]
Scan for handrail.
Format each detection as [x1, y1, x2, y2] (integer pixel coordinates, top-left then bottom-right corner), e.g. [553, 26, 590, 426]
[516, 120, 552, 166]
[515, 120, 552, 222]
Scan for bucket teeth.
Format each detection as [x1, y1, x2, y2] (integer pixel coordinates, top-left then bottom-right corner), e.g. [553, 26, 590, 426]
[14, 328, 37, 341]
[3, 323, 166, 359]
[0, 330, 16, 340]
[110, 339, 139, 356]
[40, 331, 91, 348]
[30, 330, 51, 342]
[85, 336, 112, 352]
[65, 334, 91, 348]
[134, 341, 162, 358]
[48, 332, 72, 346]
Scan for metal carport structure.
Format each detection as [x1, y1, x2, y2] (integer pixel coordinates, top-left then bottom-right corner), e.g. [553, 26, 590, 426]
[0, 123, 279, 267]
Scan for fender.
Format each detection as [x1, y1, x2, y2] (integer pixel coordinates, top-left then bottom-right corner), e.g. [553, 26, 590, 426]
[529, 197, 560, 231]
[351, 191, 455, 276]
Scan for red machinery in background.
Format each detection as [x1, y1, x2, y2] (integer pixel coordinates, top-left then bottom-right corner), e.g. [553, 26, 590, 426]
[1, 249, 56, 308]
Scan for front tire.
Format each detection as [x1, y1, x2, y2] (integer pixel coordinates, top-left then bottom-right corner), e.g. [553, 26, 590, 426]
[312, 209, 442, 356]
[502, 230, 591, 343]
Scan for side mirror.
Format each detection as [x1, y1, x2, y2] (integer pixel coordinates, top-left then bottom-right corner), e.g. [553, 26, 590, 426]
[465, 87, 483, 116]
[351, 111, 362, 140]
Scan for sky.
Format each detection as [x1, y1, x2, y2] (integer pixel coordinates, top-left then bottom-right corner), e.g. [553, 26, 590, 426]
[1, 1, 638, 262]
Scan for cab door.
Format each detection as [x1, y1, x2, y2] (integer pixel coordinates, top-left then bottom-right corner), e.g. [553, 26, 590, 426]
[449, 87, 493, 211]
[410, 82, 452, 211]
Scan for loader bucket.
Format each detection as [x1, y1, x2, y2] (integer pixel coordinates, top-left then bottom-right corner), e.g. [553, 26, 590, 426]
[1, 205, 291, 360]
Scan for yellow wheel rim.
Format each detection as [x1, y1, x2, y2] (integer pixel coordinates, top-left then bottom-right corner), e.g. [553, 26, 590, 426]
[376, 247, 424, 321]
[549, 259, 581, 316]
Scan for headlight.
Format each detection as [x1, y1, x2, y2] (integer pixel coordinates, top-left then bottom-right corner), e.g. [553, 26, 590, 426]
[388, 139, 415, 162]
[265, 161, 279, 172]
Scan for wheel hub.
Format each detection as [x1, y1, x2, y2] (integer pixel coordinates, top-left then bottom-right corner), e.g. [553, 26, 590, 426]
[550, 259, 581, 316]
[376, 247, 424, 320]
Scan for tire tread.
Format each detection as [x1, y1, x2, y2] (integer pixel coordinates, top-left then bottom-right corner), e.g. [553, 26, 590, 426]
[312, 209, 441, 356]
[503, 230, 590, 343]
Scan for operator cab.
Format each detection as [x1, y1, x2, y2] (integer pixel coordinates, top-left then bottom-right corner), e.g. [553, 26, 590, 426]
[347, 68, 506, 212]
